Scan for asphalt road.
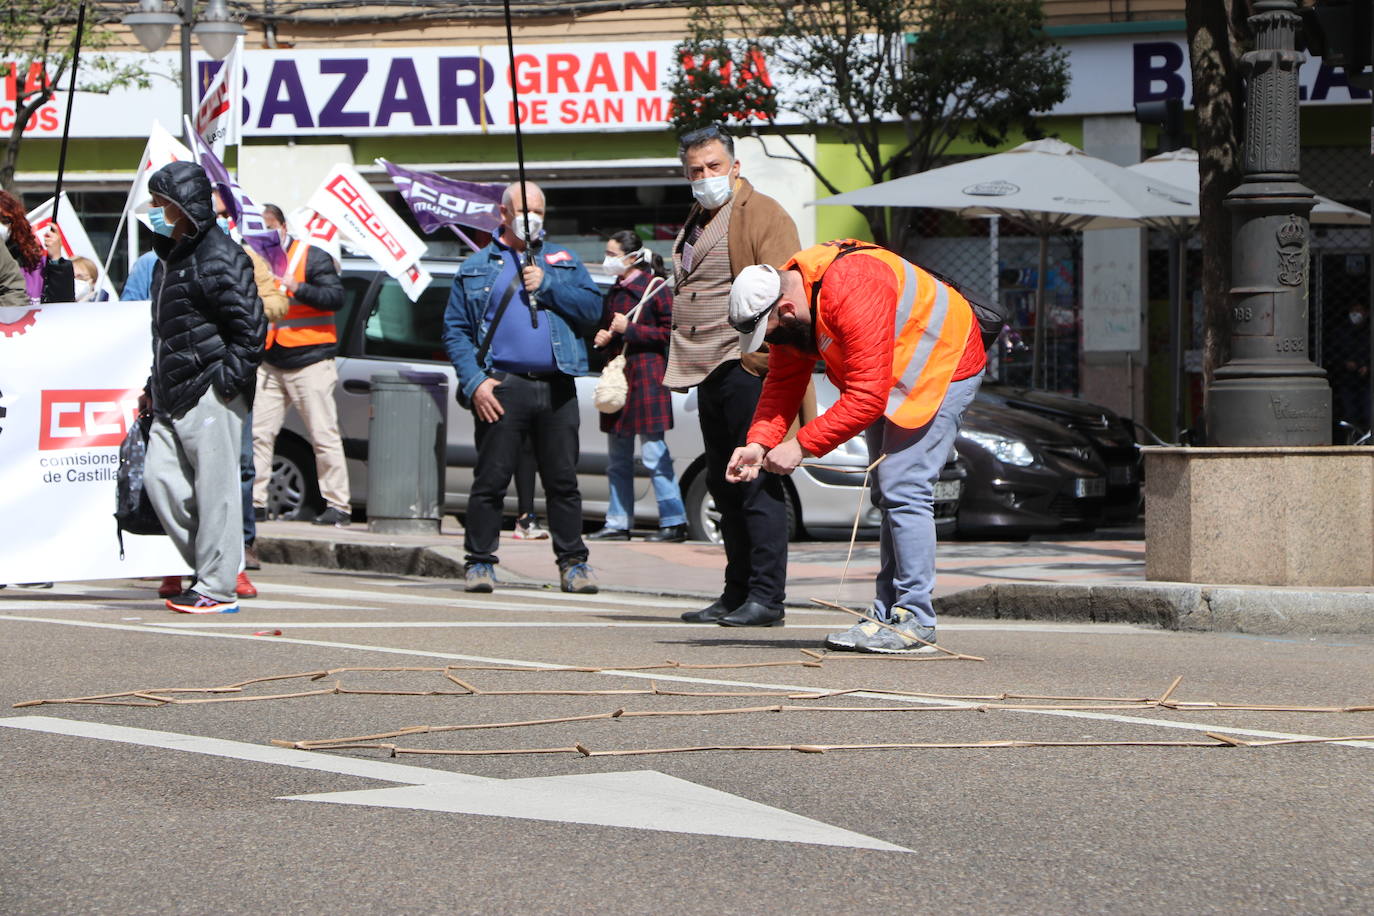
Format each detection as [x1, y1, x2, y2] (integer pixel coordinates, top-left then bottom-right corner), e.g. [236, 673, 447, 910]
[2, 568, 1372, 915]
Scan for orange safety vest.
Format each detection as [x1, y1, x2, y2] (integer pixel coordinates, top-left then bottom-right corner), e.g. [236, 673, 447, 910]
[785, 239, 974, 430]
[265, 241, 337, 350]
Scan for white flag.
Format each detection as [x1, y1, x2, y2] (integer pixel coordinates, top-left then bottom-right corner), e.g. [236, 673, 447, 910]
[126, 120, 194, 231]
[27, 194, 119, 300]
[194, 36, 243, 157]
[398, 262, 434, 302]
[306, 164, 429, 300]
[285, 207, 343, 267]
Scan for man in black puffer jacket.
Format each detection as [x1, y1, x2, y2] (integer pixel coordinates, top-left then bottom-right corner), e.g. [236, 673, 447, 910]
[142, 161, 266, 614]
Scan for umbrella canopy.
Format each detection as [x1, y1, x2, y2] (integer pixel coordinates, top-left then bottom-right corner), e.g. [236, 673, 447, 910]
[1127, 148, 1370, 227]
[813, 138, 1198, 232]
[813, 138, 1200, 388]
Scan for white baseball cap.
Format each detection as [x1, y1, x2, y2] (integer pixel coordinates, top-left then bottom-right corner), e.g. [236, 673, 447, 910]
[729, 263, 782, 353]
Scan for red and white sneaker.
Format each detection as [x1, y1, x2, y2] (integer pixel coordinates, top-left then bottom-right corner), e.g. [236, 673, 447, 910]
[157, 576, 183, 599]
[236, 571, 258, 599]
[166, 590, 239, 614]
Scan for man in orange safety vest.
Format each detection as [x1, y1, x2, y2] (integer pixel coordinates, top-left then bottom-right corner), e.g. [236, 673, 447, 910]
[725, 240, 987, 653]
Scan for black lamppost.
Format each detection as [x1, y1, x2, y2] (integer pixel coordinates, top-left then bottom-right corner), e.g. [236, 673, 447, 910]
[123, 0, 244, 133]
[1206, 0, 1330, 445]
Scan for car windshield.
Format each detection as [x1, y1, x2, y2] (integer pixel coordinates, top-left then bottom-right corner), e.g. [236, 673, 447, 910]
[361, 276, 451, 362]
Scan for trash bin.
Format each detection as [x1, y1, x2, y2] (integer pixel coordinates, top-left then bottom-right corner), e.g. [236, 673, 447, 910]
[365, 372, 447, 534]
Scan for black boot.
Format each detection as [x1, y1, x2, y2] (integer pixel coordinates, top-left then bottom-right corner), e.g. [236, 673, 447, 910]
[717, 600, 785, 628]
[681, 598, 736, 623]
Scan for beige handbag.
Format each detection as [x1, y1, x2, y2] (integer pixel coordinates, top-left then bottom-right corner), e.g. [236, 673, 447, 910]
[594, 277, 664, 414]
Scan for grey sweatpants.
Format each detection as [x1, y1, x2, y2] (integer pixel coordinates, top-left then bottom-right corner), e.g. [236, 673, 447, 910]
[145, 386, 247, 602]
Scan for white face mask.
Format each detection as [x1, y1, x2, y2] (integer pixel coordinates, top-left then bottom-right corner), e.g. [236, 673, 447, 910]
[1351, 312, 1367, 326]
[691, 174, 734, 210]
[602, 252, 632, 277]
[74, 279, 93, 300]
[0, 223, 9, 242]
[511, 212, 543, 243]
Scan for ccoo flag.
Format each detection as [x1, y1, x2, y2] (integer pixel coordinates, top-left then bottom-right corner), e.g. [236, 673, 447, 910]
[193, 36, 243, 158]
[379, 159, 503, 235]
[182, 115, 286, 275]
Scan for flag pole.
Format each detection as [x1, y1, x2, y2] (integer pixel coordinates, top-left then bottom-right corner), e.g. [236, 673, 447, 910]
[52, 1, 87, 235]
[501, 0, 540, 322]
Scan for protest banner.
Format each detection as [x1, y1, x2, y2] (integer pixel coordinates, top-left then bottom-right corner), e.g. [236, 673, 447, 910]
[0, 300, 189, 584]
[27, 194, 119, 299]
[307, 165, 429, 300]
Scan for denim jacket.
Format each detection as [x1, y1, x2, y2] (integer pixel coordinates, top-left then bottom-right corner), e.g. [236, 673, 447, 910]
[442, 240, 603, 403]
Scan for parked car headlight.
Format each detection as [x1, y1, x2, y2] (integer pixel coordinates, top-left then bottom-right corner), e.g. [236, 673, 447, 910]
[959, 430, 1035, 466]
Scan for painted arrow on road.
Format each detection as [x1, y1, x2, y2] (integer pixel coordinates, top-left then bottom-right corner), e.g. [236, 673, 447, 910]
[1, 716, 909, 852]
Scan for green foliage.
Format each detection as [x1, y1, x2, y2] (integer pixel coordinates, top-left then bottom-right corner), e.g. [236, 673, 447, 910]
[669, 0, 1070, 244]
[0, 1, 153, 191]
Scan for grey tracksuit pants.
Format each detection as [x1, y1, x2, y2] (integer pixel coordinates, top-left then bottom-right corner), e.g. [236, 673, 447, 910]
[145, 386, 247, 602]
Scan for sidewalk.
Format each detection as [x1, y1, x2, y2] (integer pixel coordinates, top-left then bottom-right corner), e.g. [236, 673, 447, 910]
[254, 518, 1374, 636]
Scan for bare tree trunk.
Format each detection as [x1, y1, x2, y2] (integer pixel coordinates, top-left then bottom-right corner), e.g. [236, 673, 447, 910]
[0, 89, 56, 193]
[1186, 0, 1250, 441]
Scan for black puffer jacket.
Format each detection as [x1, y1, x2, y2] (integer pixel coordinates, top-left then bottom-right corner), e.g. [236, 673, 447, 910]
[147, 161, 266, 421]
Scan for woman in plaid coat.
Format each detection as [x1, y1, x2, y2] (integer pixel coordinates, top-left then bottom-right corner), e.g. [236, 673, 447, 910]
[589, 230, 688, 542]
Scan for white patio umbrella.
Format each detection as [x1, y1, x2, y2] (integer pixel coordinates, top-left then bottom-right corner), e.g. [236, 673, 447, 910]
[814, 138, 1198, 387]
[1127, 148, 1371, 227]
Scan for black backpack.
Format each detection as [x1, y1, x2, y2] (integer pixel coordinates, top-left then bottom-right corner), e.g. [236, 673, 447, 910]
[817, 240, 1009, 351]
[114, 411, 164, 558]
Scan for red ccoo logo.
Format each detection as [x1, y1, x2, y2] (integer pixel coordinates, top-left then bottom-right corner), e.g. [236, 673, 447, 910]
[39, 389, 141, 450]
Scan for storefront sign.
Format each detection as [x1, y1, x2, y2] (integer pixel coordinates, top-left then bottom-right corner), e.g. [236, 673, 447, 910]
[0, 33, 1368, 140]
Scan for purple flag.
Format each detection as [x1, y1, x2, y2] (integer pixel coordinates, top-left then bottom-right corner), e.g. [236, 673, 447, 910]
[183, 115, 287, 275]
[381, 159, 504, 235]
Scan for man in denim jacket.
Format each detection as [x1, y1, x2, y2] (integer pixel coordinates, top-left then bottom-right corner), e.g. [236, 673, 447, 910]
[443, 180, 603, 594]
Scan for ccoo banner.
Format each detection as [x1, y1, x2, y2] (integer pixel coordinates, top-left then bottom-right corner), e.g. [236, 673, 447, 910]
[0, 300, 189, 585]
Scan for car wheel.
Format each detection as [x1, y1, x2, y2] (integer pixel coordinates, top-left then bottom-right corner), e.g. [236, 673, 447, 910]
[268, 435, 325, 520]
[684, 473, 723, 544]
[684, 473, 800, 543]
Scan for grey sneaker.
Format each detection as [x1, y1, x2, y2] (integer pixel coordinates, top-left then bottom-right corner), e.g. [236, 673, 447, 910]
[824, 609, 937, 654]
[464, 563, 496, 593]
[560, 562, 598, 594]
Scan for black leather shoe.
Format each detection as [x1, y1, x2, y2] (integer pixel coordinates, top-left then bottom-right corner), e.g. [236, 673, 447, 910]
[644, 524, 689, 543]
[718, 600, 785, 628]
[587, 526, 631, 541]
[681, 598, 736, 623]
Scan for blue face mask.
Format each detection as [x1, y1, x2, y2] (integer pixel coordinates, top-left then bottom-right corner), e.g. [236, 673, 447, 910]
[147, 206, 173, 238]
[216, 216, 232, 236]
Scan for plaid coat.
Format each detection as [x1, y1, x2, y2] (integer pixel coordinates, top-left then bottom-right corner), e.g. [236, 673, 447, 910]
[599, 269, 675, 435]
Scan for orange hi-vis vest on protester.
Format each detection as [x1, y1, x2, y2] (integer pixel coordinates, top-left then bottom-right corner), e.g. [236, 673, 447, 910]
[786, 239, 974, 430]
[265, 241, 336, 349]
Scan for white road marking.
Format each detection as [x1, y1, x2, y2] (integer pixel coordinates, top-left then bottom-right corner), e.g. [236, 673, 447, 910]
[145, 620, 1149, 634]
[0, 715, 908, 853]
[3, 614, 1370, 750]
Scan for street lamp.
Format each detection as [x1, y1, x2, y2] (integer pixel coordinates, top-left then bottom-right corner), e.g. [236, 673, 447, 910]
[124, 0, 245, 131]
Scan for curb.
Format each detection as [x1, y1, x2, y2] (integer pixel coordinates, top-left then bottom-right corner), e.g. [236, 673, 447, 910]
[257, 536, 1374, 636]
[936, 583, 1374, 636]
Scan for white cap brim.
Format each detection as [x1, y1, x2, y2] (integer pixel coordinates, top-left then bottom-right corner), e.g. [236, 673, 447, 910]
[738, 315, 770, 354]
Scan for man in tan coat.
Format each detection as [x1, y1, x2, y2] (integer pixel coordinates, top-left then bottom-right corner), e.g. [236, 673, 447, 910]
[665, 124, 800, 628]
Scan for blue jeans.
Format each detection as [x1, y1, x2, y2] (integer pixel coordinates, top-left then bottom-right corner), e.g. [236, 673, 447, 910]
[604, 432, 686, 530]
[864, 374, 982, 628]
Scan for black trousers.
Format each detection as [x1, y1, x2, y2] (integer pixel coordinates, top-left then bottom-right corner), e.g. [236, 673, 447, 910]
[465, 373, 588, 569]
[697, 360, 788, 609]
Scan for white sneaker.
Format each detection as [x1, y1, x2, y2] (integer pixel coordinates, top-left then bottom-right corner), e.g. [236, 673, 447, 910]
[513, 513, 549, 540]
